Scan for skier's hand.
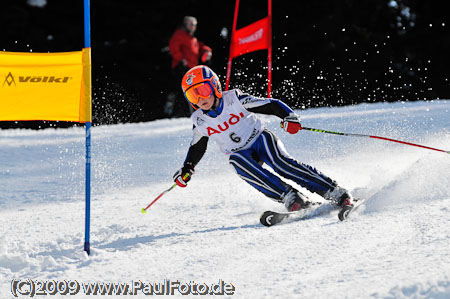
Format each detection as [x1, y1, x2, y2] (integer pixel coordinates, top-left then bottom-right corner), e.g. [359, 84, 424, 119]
[281, 114, 302, 134]
[173, 163, 195, 188]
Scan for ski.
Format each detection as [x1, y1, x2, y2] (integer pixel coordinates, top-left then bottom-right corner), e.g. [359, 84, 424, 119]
[260, 198, 367, 226]
[260, 202, 335, 227]
[260, 211, 288, 226]
[338, 198, 368, 221]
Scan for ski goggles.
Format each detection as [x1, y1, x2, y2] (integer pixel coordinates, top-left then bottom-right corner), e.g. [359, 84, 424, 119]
[184, 82, 214, 104]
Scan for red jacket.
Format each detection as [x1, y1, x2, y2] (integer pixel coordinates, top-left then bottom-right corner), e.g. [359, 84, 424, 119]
[169, 28, 212, 69]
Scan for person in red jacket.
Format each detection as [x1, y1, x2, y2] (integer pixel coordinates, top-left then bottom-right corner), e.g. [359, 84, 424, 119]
[169, 16, 212, 70]
[166, 16, 212, 117]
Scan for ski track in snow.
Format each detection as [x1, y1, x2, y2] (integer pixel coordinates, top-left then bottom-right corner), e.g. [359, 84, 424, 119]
[1, 100, 449, 298]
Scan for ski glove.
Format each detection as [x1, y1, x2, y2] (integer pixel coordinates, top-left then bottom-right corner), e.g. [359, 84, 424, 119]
[281, 114, 302, 134]
[173, 163, 195, 188]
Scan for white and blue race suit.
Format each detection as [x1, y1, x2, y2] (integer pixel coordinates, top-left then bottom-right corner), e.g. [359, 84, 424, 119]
[184, 89, 337, 202]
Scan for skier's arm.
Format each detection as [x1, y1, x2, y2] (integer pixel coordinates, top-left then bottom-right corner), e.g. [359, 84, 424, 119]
[237, 90, 302, 134]
[173, 128, 208, 187]
[236, 89, 294, 119]
[247, 99, 294, 118]
[184, 134, 209, 167]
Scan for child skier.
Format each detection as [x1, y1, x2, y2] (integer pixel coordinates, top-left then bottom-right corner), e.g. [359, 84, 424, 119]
[173, 65, 353, 212]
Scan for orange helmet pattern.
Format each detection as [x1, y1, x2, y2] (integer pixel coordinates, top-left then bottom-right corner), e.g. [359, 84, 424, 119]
[181, 65, 222, 106]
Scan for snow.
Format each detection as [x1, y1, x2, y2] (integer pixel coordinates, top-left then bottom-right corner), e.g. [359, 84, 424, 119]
[26, 0, 47, 8]
[1, 100, 450, 298]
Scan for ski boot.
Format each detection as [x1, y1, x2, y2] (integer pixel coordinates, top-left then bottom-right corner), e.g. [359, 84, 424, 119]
[325, 186, 354, 221]
[282, 187, 310, 212]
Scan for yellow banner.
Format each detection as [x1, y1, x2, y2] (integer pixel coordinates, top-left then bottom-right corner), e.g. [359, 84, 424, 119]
[0, 48, 92, 122]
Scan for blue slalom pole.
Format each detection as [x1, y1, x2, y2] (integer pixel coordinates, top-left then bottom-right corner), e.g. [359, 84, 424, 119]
[84, 0, 91, 256]
[84, 0, 91, 48]
[84, 122, 91, 255]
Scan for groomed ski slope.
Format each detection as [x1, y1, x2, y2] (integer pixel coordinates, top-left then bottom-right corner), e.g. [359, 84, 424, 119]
[1, 100, 449, 298]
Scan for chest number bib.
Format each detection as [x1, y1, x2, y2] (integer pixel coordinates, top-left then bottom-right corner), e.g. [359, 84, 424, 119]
[229, 132, 241, 143]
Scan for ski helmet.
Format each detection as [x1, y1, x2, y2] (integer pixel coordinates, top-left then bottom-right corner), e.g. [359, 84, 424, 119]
[181, 65, 222, 108]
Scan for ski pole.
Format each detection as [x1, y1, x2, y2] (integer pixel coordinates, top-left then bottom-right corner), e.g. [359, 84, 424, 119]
[141, 173, 190, 214]
[301, 127, 450, 155]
